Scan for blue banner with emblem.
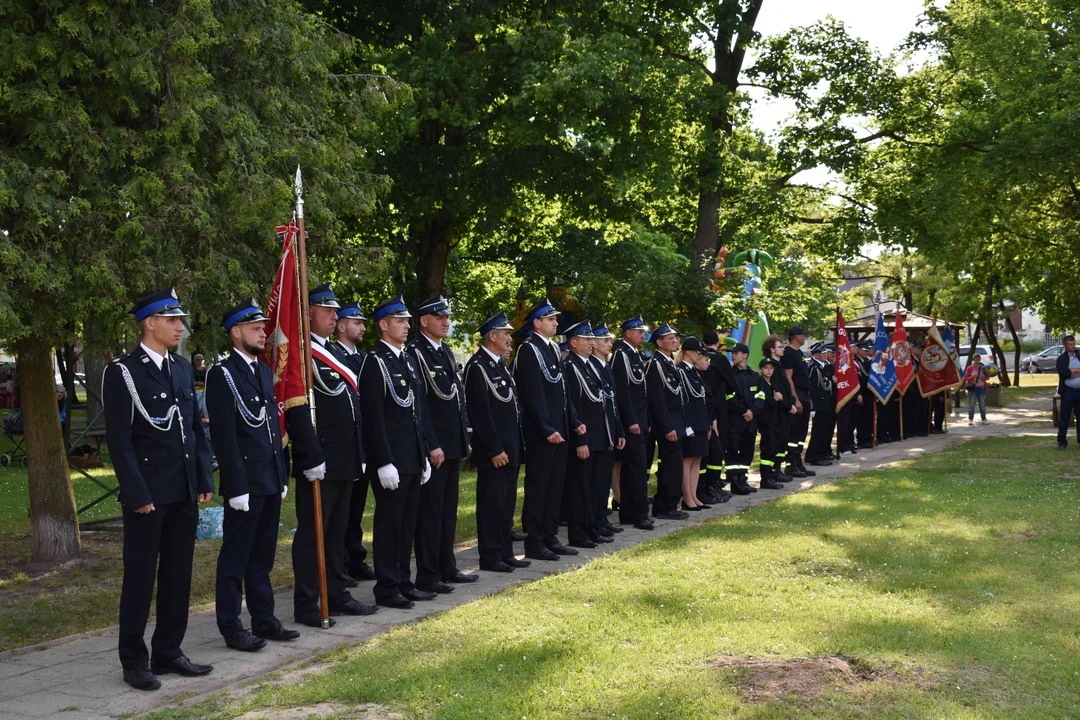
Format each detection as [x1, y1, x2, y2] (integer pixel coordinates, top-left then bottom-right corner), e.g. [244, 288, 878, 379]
[868, 313, 898, 404]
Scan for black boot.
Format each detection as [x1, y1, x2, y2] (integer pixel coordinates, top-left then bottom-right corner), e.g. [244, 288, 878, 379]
[759, 468, 783, 490]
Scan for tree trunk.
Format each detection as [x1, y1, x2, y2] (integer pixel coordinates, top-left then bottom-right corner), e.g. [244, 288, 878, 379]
[56, 344, 78, 446]
[1000, 300, 1022, 387]
[16, 336, 80, 564]
[410, 208, 455, 308]
[966, 321, 982, 363]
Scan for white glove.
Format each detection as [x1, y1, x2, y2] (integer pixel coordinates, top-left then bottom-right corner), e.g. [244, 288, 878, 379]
[378, 464, 400, 490]
[810, 410, 817, 419]
[421, 459, 432, 485]
[281, 486, 288, 500]
[362, 463, 367, 474]
[303, 462, 326, 482]
[685, 427, 695, 437]
[228, 493, 250, 512]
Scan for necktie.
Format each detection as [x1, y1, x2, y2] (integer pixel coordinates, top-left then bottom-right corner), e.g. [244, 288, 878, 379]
[251, 359, 259, 376]
[161, 357, 171, 383]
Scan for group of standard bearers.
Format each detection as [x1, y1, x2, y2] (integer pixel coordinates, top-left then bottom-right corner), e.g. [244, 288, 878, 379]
[107, 287, 943, 692]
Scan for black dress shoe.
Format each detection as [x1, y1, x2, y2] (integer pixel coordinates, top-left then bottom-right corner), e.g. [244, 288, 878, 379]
[604, 525, 624, 534]
[223, 629, 267, 652]
[655, 510, 690, 520]
[680, 502, 703, 512]
[634, 521, 655, 530]
[403, 588, 437, 601]
[525, 548, 560, 561]
[344, 575, 360, 588]
[480, 560, 515, 572]
[504, 557, 531, 568]
[349, 562, 376, 581]
[1059, 444, 1068, 451]
[610, 499, 620, 511]
[510, 530, 527, 542]
[252, 619, 300, 641]
[150, 655, 213, 677]
[444, 570, 479, 584]
[569, 539, 597, 549]
[330, 598, 379, 616]
[809, 459, 832, 467]
[377, 594, 416, 610]
[123, 667, 161, 691]
[295, 614, 336, 628]
[595, 534, 614, 543]
[548, 543, 579, 556]
[799, 466, 817, 476]
[418, 581, 455, 594]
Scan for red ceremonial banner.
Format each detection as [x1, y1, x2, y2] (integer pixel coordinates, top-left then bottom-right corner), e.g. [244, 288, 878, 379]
[834, 307, 860, 412]
[917, 324, 963, 397]
[265, 222, 308, 443]
[892, 313, 915, 395]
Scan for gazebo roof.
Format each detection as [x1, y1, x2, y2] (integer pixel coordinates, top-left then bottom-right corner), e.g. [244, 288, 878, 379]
[840, 309, 963, 331]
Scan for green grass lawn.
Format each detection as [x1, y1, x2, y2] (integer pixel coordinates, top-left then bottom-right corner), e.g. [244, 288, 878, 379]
[0, 425, 512, 651]
[997, 372, 1059, 407]
[151, 436, 1080, 720]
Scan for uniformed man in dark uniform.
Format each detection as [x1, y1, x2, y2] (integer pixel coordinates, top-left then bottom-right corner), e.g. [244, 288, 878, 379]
[287, 283, 376, 628]
[513, 299, 584, 561]
[702, 331, 738, 503]
[332, 301, 376, 584]
[206, 300, 299, 652]
[103, 288, 214, 690]
[407, 295, 477, 592]
[855, 342, 875, 447]
[464, 312, 530, 572]
[610, 316, 654, 529]
[726, 342, 763, 494]
[781, 326, 816, 478]
[646, 324, 690, 519]
[806, 342, 836, 466]
[562, 321, 605, 547]
[588, 324, 625, 538]
[359, 295, 433, 609]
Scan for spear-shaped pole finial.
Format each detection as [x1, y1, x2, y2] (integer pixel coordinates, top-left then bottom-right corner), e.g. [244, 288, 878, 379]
[295, 165, 304, 219]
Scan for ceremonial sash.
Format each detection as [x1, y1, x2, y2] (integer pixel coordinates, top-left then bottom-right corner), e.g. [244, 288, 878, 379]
[311, 342, 357, 392]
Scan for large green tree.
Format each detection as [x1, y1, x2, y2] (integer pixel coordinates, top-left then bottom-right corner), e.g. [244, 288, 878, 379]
[0, 0, 389, 563]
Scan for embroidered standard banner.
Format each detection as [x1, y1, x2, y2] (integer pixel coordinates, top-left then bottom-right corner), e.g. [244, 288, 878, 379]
[868, 313, 898, 404]
[265, 222, 307, 441]
[917, 324, 963, 397]
[892, 313, 915, 395]
[834, 307, 860, 412]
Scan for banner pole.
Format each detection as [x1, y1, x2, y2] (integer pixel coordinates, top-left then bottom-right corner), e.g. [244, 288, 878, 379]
[295, 166, 330, 630]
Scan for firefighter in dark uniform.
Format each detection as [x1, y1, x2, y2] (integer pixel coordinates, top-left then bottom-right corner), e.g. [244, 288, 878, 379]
[406, 295, 478, 592]
[702, 331, 738, 503]
[781, 327, 816, 478]
[103, 288, 214, 691]
[464, 312, 531, 572]
[513, 299, 584, 562]
[332, 301, 376, 584]
[206, 300, 299, 653]
[563, 321, 606, 547]
[806, 342, 836, 465]
[610, 316, 654, 529]
[726, 343, 765, 494]
[646, 324, 690, 519]
[855, 342, 875, 447]
[287, 284, 376, 627]
[587, 324, 625, 538]
[360, 294, 433, 609]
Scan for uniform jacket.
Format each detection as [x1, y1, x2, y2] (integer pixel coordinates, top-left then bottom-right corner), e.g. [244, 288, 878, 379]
[407, 335, 470, 460]
[610, 339, 649, 435]
[285, 335, 365, 483]
[678, 361, 711, 435]
[809, 360, 836, 413]
[513, 333, 580, 442]
[646, 351, 687, 438]
[757, 374, 784, 432]
[564, 353, 616, 451]
[702, 349, 738, 432]
[729, 365, 765, 429]
[359, 341, 431, 475]
[103, 346, 214, 508]
[463, 347, 523, 467]
[333, 341, 367, 375]
[205, 351, 288, 499]
[589, 355, 623, 450]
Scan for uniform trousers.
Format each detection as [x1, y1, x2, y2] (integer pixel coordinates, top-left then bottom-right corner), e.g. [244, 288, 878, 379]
[216, 493, 281, 636]
[617, 433, 650, 525]
[591, 449, 614, 534]
[119, 500, 197, 669]
[522, 440, 568, 553]
[293, 478, 353, 616]
[758, 422, 782, 471]
[726, 424, 757, 479]
[476, 464, 520, 565]
[651, 434, 683, 515]
[837, 403, 857, 452]
[414, 458, 461, 587]
[567, 450, 599, 545]
[344, 472, 370, 576]
[786, 391, 811, 467]
[371, 471, 422, 601]
[807, 410, 835, 461]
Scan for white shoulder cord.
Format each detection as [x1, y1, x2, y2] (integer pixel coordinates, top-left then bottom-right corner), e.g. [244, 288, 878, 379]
[112, 362, 185, 443]
[312, 360, 347, 396]
[648, 355, 682, 395]
[617, 346, 645, 385]
[374, 354, 414, 408]
[465, 359, 515, 404]
[412, 346, 459, 401]
[524, 342, 563, 383]
[572, 363, 604, 403]
[679, 365, 705, 399]
[216, 366, 268, 428]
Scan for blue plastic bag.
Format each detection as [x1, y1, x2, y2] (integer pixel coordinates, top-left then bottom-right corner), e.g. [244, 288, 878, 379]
[196, 506, 224, 540]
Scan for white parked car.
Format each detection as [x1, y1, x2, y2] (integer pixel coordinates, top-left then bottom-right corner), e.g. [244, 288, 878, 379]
[957, 344, 996, 373]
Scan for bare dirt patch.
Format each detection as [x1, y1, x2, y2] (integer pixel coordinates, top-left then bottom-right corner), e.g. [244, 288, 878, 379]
[710, 655, 914, 701]
[236, 702, 404, 720]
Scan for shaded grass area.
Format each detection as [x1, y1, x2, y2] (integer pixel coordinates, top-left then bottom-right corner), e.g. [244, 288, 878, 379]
[0, 425, 507, 651]
[997, 373, 1059, 407]
[153, 437, 1080, 720]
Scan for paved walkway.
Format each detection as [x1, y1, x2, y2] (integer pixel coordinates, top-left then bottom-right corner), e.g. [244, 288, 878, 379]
[0, 401, 1057, 719]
